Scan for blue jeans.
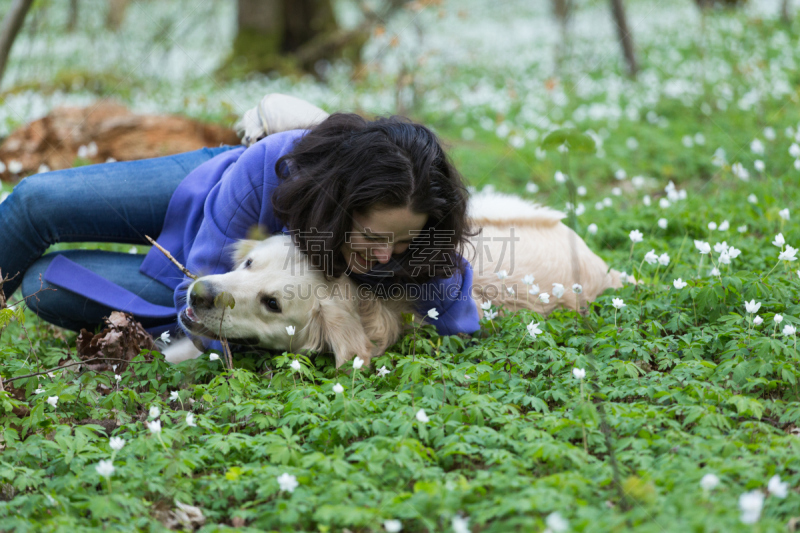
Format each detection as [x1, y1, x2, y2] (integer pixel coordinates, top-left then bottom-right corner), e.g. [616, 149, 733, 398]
[0, 145, 240, 332]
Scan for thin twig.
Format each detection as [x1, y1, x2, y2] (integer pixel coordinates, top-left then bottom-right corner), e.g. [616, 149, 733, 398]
[5, 357, 150, 384]
[440, 361, 447, 408]
[145, 235, 197, 280]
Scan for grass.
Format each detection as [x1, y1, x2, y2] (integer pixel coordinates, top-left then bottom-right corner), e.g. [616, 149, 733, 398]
[2, 0, 800, 531]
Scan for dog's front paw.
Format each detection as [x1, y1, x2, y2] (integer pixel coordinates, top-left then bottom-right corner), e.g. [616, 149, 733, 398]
[162, 337, 204, 363]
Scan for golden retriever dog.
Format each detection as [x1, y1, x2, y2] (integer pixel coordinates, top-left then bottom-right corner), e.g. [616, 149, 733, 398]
[467, 190, 622, 316]
[163, 236, 409, 365]
[163, 191, 621, 366]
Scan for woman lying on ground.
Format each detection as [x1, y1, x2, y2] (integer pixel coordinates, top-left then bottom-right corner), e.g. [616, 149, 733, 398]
[0, 95, 479, 352]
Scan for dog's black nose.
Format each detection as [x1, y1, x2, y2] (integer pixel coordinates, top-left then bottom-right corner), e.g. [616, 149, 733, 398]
[189, 281, 217, 309]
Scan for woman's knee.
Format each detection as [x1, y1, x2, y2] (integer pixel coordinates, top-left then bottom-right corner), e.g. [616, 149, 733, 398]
[5, 173, 66, 228]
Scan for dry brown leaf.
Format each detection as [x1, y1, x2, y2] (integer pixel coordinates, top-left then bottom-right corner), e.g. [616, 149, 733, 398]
[156, 501, 206, 531]
[76, 311, 155, 372]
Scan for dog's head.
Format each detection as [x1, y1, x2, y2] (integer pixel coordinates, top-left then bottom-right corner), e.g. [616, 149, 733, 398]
[178, 235, 406, 367]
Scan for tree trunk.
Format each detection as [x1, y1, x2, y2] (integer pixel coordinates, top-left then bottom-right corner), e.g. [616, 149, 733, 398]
[781, 0, 791, 22]
[0, 0, 35, 89]
[230, 0, 339, 75]
[609, 0, 638, 78]
[67, 0, 79, 32]
[106, 0, 130, 31]
[551, 0, 573, 71]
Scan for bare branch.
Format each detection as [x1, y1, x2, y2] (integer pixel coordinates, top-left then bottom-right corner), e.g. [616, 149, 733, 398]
[145, 235, 197, 280]
[0, 0, 35, 88]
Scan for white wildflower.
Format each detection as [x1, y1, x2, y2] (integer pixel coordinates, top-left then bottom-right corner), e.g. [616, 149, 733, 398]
[551, 283, 565, 299]
[527, 321, 543, 339]
[452, 516, 470, 533]
[546, 511, 569, 532]
[779, 245, 798, 262]
[539, 292, 550, 304]
[768, 475, 789, 498]
[744, 300, 761, 314]
[277, 473, 299, 493]
[738, 491, 764, 524]
[384, 519, 403, 532]
[694, 240, 711, 254]
[700, 473, 720, 491]
[8, 160, 23, 174]
[95, 460, 115, 478]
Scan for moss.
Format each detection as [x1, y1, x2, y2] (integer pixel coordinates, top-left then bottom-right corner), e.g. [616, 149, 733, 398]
[217, 27, 302, 80]
[0, 69, 137, 99]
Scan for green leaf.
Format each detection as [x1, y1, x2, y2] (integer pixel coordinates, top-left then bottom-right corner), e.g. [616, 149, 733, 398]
[541, 128, 596, 153]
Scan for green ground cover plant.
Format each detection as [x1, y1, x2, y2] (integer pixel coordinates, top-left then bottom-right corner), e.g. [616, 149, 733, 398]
[1, 1, 800, 531]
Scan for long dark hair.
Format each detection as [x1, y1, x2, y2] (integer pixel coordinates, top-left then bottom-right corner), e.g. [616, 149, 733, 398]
[272, 113, 473, 285]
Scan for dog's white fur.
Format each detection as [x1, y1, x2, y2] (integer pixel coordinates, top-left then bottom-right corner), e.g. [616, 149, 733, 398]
[163, 191, 621, 365]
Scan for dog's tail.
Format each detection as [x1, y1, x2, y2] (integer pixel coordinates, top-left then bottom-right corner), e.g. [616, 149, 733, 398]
[468, 189, 565, 228]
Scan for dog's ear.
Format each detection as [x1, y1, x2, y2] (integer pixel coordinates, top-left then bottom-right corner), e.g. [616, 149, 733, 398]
[231, 239, 260, 266]
[300, 299, 375, 368]
[357, 295, 406, 353]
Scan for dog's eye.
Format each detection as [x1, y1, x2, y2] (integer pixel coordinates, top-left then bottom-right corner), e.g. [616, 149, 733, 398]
[244, 258, 253, 269]
[261, 296, 281, 313]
